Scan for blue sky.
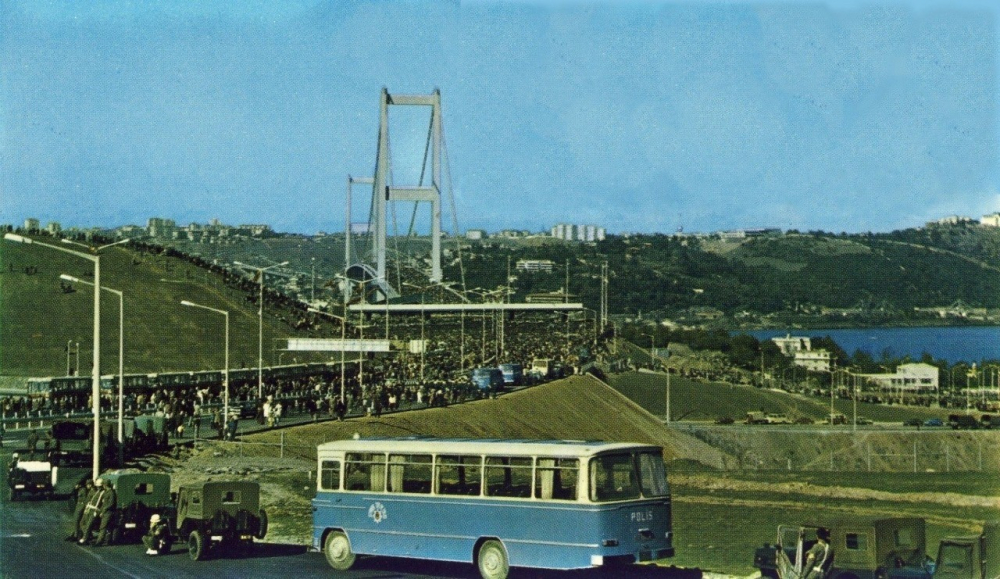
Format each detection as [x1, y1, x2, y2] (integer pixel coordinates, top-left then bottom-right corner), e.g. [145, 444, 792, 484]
[1, 0, 997, 235]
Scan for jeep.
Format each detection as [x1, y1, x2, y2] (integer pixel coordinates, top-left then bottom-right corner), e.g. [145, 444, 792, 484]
[8, 460, 56, 500]
[97, 470, 172, 544]
[173, 481, 268, 560]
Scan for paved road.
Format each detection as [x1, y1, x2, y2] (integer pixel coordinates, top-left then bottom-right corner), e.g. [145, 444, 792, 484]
[0, 451, 697, 579]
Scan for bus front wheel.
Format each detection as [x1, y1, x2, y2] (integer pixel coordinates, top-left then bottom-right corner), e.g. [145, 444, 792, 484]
[477, 539, 509, 579]
[324, 531, 355, 571]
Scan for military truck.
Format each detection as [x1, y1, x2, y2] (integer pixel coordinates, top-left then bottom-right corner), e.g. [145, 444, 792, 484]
[8, 459, 56, 500]
[97, 470, 172, 544]
[933, 520, 999, 579]
[49, 420, 91, 467]
[173, 481, 268, 560]
[129, 415, 169, 455]
[948, 414, 980, 430]
[754, 516, 935, 579]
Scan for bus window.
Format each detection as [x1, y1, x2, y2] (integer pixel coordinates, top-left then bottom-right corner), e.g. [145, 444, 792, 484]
[485, 457, 533, 498]
[589, 454, 640, 502]
[637, 452, 669, 497]
[345, 453, 386, 491]
[436, 455, 482, 496]
[535, 458, 579, 501]
[321, 460, 341, 491]
[387, 454, 432, 494]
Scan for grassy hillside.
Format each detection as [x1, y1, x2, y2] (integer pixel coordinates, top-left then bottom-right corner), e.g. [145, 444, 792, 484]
[0, 236, 325, 377]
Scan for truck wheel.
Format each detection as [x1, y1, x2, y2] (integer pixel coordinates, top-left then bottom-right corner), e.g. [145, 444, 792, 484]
[477, 539, 509, 579]
[188, 530, 206, 561]
[256, 509, 268, 539]
[324, 531, 355, 571]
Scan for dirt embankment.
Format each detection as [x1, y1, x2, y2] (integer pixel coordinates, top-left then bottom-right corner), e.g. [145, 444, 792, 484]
[243, 374, 733, 469]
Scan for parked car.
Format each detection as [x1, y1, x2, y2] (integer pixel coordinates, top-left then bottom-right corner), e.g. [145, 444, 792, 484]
[923, 418, 943, 427]
[904, 418, 924, 427]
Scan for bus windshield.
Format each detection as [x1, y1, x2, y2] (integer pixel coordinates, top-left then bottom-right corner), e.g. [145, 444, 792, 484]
[589, 451, 668, 502]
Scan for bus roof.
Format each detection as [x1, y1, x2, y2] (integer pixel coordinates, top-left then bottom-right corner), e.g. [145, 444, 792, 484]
[317, 437, 660, 458]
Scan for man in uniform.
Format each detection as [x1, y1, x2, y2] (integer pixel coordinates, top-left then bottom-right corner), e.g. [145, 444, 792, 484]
[26, 429, 38, 458]
[79, 478, 106, 545]
[92, 476, 117, 546]
[142, 513, 171, 555]
[803, 527, 834, 579]
[67, 478, 94, 541]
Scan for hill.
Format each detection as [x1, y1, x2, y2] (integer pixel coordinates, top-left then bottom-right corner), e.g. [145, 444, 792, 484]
[450, 227, 1000, 327]
[242, 374, 731, 468]
[0, 235, 327, 377]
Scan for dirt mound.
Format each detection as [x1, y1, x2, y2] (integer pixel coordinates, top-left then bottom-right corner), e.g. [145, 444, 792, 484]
[244, 374, 732, 468]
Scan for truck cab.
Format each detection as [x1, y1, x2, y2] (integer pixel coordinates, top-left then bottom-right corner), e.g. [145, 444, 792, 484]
[934, 521, 999, 579]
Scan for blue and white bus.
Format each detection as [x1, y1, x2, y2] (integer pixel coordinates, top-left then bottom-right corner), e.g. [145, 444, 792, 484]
[312, 437, 673, 579]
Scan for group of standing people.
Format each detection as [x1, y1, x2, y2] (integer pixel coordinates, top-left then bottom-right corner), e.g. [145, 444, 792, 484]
[68, 477, 115, 546]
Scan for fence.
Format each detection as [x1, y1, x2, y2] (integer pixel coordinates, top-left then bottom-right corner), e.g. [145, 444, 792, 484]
[678, 424, 1000, 473]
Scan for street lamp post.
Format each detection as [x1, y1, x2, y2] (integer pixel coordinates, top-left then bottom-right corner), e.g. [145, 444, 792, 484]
[234, 260, 288, 400]
[66, 339, 76, 376]
[4, 233, 132, 481]
[61, 274, 125, 446]
[181, 300, 230, 421]
[643, 333, 670, 424]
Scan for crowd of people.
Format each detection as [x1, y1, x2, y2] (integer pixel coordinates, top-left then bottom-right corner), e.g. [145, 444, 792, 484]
[1, 311, 605, 431]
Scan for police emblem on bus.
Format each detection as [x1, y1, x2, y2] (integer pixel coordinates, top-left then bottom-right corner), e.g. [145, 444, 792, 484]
[368, 502, 388, 524]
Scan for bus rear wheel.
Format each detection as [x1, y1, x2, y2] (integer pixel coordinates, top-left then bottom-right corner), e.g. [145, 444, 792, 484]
[324, 531, 355, 571]
[477, 539, 509, 579]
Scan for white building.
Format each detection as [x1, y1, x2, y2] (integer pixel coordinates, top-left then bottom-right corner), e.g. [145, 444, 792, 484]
[516, 259, 555, 272]
[466, 229, 486, 240]
[772, 335, 831, 371]
[23, 218, 40, 231]
[550, 223, 606, 241]
[982, 213, 1000, 227]
[859, 363, 939, 393]
[772, 334, 811, 356]
[793, 349, 832, 372]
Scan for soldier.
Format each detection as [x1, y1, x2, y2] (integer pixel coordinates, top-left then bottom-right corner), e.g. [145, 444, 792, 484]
[79, 478, 106, 545]
[26, 429, 39, 458]
[142, 513, 171, 555]
[803, 527, 834, 579]
[67, 478, 94, 541]
[92, 477, 117, 545]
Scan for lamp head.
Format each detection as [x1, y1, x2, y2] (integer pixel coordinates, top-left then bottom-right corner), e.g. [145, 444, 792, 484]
[180, 300, 195, 307]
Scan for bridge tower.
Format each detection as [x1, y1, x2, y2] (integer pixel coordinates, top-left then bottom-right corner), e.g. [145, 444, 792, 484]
[374, 88, 443, 282]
